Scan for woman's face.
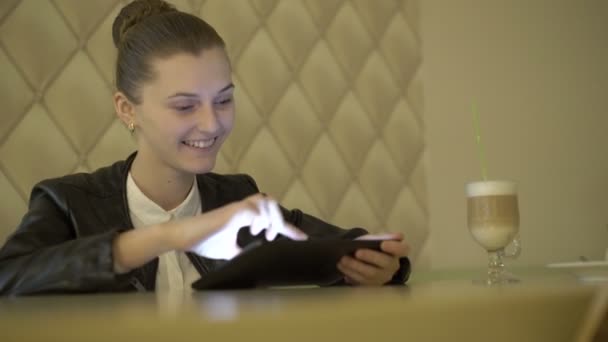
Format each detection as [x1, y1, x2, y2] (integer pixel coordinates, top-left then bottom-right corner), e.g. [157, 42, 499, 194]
[133, 47, 234, 175]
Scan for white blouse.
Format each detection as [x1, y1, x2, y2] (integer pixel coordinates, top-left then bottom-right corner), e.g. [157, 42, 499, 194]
[126, 173, 202, 293]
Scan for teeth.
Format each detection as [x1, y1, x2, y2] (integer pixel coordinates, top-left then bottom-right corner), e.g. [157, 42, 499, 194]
[184, 138, 215, 149]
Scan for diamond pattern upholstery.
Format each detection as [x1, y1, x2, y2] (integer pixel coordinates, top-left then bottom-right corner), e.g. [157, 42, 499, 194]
[0, 0, 429, 263]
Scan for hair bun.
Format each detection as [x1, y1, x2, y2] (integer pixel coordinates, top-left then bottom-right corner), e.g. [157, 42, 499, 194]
[112, 0, 177, 47]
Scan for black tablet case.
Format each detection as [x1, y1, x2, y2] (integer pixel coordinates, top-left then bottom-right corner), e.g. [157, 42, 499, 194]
[192, 239, 389, 290]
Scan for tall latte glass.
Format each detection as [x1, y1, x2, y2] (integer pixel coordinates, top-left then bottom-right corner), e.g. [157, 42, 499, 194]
[466, 180, 521, 285]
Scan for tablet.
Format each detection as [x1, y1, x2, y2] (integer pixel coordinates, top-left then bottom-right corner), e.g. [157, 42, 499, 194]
[191, 239, 388, 290]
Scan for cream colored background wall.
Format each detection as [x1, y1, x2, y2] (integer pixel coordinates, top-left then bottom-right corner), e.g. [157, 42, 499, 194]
[422, 0, 608, 269]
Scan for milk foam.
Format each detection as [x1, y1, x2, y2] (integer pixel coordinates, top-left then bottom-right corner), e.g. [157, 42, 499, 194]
[466, 181, 516, 197]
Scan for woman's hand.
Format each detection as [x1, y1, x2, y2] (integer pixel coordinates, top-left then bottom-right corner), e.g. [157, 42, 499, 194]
[337, 233, 409, 286]
[172, 193, 307, 259]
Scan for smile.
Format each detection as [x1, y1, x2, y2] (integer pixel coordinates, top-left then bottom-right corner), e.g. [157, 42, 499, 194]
[182, 137, 218, 149]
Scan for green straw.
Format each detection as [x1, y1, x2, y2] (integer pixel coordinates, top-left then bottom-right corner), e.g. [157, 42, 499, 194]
[472, 102, 488, 181]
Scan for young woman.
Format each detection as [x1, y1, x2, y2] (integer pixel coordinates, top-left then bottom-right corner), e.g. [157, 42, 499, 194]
[0, 0, 409, 295]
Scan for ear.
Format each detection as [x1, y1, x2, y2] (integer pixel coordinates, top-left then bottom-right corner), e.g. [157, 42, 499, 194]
[114, 91, 136, 129]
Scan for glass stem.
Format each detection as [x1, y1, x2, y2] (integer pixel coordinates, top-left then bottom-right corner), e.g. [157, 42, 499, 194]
[487, 250, 505, 284]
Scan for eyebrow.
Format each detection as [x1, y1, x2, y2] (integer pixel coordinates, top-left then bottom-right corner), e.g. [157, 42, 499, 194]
[167, 83, 235, 99]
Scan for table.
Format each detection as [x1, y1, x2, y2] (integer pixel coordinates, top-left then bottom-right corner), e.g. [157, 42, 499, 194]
[0, 268, 606, 342]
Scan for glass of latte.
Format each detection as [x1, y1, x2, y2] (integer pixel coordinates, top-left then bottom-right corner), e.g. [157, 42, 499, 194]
[466, 180, 521, 285]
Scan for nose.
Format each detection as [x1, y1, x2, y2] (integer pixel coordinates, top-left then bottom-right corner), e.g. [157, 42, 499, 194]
[196, 102, 220, 133]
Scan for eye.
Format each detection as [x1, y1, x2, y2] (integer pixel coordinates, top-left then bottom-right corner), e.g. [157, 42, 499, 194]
[215, 97, 233, 106]
[173, 104, 196, 113]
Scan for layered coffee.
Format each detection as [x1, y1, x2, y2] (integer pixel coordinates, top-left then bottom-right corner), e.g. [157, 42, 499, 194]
[467, 181, 519, 251]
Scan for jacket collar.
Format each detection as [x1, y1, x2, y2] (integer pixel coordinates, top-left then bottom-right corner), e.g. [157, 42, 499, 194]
[120, 152, 159, 289]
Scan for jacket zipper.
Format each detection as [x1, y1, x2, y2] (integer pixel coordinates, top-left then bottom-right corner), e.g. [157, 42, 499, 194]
[130, 277, 146, 292]
[187, 252, 210, 275]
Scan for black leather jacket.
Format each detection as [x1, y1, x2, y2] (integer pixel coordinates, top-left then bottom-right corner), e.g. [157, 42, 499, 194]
[0, 153, 409, 295]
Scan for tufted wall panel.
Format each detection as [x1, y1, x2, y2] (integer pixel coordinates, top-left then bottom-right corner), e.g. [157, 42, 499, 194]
[0, 0, 429, 263]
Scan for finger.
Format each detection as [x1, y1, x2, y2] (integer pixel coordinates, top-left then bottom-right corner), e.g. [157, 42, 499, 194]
[344, 276, 357, 285]
[337, 262, 369, 285]
[355, 232, 403, 241]
[266, 200, 308, 241]
[265, 200, 283, 240]
[285, 223, 308, 241]
[339, 257, 396, 286]
[248, 199, 271, 236]
[339, 255, 381, 279]
[247, 193, 277, 204]
[241, 194, 273, 214]
[354, 248, 394, 269]
[390, 232, 404, 241]
[380, 240, 410, 258]
[249, 205, 269, 236]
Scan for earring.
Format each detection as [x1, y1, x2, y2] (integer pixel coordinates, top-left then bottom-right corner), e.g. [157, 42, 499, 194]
[128, 122, 135, 133]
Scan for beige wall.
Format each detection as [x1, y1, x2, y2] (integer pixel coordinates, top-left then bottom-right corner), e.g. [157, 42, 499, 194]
[422, 0, 608, 269]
